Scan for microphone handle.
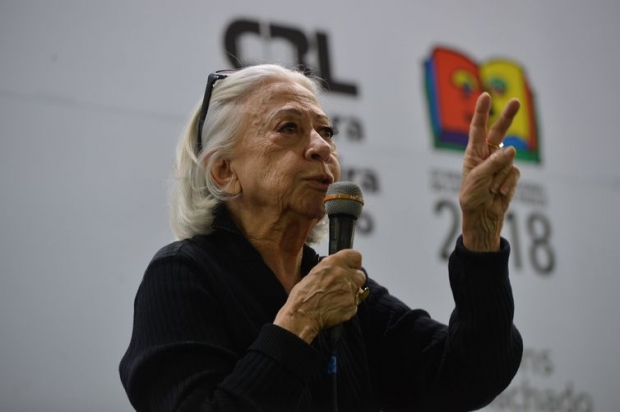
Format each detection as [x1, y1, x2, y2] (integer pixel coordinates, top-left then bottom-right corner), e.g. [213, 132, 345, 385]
[328, 216, 356, 254]
[327, 215, 357, 350]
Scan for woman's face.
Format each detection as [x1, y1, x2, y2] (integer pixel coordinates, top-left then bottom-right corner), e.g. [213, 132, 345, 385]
[227, 79, 340, 221]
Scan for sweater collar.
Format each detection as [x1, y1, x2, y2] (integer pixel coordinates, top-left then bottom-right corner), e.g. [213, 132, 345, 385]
[210, 203, 320, 278]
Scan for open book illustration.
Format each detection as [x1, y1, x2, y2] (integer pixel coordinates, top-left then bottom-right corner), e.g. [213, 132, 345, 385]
[425, 46, 540, 163]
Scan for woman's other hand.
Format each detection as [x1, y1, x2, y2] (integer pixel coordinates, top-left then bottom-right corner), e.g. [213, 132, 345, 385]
[460, 92, 521, 252]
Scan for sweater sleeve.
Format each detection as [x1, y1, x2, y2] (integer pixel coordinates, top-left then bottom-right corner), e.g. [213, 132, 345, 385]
[119, 249, 321, 412]
[361, 236, 523, 411]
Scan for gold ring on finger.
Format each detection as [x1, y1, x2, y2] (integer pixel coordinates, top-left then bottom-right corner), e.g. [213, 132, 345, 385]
[486, 139, 504, 151]
[355, 287, 370, 305]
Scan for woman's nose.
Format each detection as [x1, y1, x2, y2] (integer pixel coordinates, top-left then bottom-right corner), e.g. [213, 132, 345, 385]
[306, 130, 332, 161]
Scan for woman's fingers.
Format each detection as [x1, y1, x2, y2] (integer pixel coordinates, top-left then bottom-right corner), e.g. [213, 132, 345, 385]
[466, 146, 517, 186]
[490, 162, 521, 195]
[467, 92, 492, 152]
[324, 249, 366, 287]
[286, 250, 366, 329]
[466, 93, 521, 159]
[487, 98, 521, 147]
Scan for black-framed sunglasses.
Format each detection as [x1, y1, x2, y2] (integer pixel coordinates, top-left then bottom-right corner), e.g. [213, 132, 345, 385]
[195, 69, 238, 153]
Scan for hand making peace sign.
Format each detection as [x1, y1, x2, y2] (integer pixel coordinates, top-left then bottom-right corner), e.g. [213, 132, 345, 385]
[459, 92, 521, 252]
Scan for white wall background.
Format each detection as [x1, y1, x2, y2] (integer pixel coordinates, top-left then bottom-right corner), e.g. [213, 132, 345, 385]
[1, 1, 619, 411]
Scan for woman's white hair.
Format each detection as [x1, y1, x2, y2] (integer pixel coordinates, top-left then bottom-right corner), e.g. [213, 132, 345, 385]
[170, 63, 329, 243]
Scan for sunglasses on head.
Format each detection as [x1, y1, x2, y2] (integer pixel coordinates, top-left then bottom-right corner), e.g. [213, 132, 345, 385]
[195, 69, 238, 153]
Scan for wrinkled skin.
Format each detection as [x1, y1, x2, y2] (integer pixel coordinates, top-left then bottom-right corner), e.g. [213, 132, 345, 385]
[460, 92, 521, 252]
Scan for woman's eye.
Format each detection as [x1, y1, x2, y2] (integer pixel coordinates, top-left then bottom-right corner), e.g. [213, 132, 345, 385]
[318, 126, 336, 140]
[279, 122, 298, 134]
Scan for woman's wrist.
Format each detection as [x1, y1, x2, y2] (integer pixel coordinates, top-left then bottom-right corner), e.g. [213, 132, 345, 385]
[461, 216, 502, 252]
[273, 307, 320, 345]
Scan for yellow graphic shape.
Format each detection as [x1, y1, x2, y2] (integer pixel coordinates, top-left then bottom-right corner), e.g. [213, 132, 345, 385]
[452, 69, 480, 98]
[481, 60, 532, 142]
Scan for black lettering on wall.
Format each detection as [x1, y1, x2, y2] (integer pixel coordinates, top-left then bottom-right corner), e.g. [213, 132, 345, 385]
[224, 19, 260, 68]
[316, 32, 358, 95]
[269, 24, 311, 73]
[223, 19, 359, 96]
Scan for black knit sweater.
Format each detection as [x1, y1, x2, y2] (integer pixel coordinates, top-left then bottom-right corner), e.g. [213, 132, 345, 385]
[120, 206, 522, 412]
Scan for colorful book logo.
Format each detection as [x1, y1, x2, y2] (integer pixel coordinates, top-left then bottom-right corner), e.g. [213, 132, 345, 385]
[425, 46, 541, 163]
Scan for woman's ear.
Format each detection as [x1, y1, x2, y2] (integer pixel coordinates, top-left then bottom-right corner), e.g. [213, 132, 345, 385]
[209, 157, 241, 195]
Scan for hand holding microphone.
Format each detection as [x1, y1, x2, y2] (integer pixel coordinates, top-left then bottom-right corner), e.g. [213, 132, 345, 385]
[273, 182, 367, 345]
[279, 250, 365, 342]
[323, 181, 368, 347]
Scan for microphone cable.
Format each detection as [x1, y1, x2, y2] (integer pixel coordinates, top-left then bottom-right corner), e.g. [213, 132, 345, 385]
[328, 325, 342, 412]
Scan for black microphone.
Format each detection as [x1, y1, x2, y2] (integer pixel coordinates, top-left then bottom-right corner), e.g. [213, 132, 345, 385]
[323, 181, 364, 349]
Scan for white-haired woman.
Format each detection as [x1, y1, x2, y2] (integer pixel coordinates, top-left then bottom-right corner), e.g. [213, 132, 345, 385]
[120, 64, 523, 412]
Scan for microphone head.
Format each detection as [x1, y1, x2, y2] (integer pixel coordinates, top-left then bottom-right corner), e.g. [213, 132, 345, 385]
[324, 181, 364, 219]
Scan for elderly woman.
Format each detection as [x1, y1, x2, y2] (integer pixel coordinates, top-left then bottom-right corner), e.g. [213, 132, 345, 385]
[120, 64, 523, 412]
